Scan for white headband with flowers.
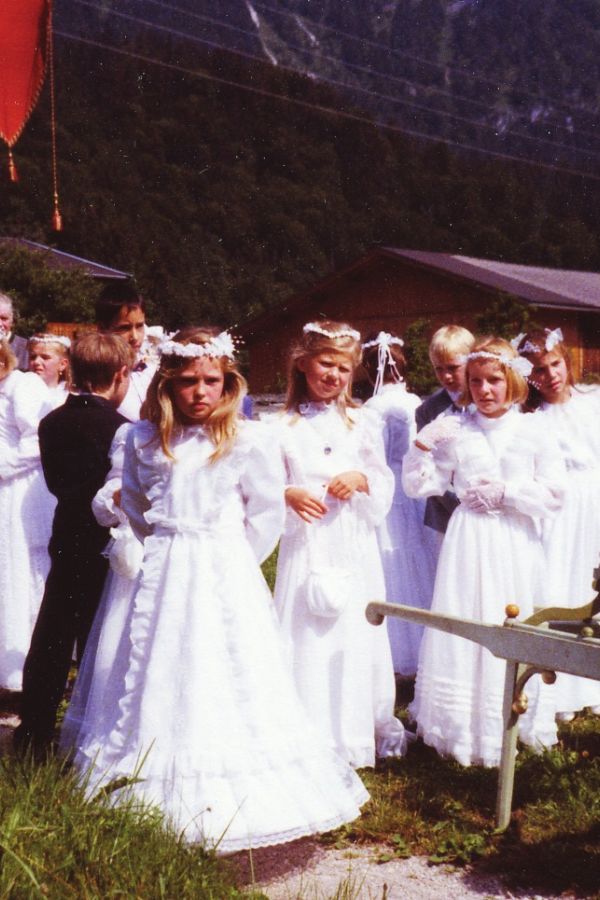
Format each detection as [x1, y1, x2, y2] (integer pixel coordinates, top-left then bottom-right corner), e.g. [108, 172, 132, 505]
[362, 331, 404, 394]
[303, 322, 361, 342]
[159, 330, 236, 361]
[467, 350, 533, 377]
[29, 334, 71, 349]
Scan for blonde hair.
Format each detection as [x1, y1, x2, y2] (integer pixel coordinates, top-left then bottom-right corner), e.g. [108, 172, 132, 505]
[28, 333, 71, 387]
[0, 339, 16, 381]
[143, 326, 247, 463]
[462, 336, 529, 408]
[515, 328, 575, 412]
[429, 325, 475, 364]
[285, 320, 361, 422]
[71, 333, 134, 393]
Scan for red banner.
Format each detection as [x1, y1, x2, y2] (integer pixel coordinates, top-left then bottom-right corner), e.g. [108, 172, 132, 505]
[0, 0, 50, 147]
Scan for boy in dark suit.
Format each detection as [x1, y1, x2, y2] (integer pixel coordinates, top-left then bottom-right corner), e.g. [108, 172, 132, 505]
[415, 325, 474, 536]
[14, 333, 133, 756]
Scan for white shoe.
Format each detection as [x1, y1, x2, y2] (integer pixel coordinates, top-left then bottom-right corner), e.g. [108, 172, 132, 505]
[556, 711, 575, 723]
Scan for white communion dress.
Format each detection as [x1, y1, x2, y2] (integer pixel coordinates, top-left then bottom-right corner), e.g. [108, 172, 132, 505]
[72, 419, 368, 853]
[0, 370, 54, 690]
[402, 406, 565, 767]
[60, 423, 142, 752]
[536, 386, 600, 717]
[365, 383, 438, 675]
[274, 401, 408, 769]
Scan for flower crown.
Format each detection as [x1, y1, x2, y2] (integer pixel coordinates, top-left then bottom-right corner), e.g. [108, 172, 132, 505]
[29, 334, 71, 349]
[159, 330, 236, 361]
[510, 327, 563, 355]
[362, 331, 405, 394]
[303, 322, 361, 342]
[467, 350, 533, 377]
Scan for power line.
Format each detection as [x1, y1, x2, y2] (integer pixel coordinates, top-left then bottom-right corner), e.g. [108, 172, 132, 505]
[120, 0, 600, 146]
[53, 27, 600, 182]
[68, 0, 600, 163]
[254, 0, 600, 120]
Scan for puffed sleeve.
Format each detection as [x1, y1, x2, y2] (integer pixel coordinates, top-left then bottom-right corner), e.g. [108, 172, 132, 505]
[502, 420, 566, 518]
[121, 425, 152, 542]
[351, 408, 394, 528]
[92, 423, 132, 528]
[401, 441, 456, 500]
[239, 422, 286, 563]
[0, 373, 50, 480]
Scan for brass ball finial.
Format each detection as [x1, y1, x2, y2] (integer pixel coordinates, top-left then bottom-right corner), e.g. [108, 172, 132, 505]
[512, 692, 529, 715]
[505, 604, 520, 619]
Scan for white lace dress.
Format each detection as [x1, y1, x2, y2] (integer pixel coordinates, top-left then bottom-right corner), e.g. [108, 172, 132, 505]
[72, 419, 368, 852]
[365, 383, 438, 675]
[0, 370, 53, 690]
[60, 423, 141, 752]
[274, 402, 407, 769]
[536, 387, 600, 716]
[402, 406, 565, 767]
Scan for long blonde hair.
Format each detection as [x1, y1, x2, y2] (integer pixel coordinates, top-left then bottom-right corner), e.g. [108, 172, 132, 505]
[285, 320, 361, 423]
[143, 326, 247, 462]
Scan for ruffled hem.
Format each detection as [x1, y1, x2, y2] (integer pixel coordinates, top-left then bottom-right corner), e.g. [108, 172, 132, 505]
[74, 748, 369, 853]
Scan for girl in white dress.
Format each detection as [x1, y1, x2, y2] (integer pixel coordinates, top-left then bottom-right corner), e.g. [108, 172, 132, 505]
[516, 327, 600, 720]
[71, 326, 368, 852]
[363, 331, 438, 676]
[0, 338, 53, 691]
[274, 321, 407, 769]
[402, 337, 565, 767]
[28, 333, 71, 409]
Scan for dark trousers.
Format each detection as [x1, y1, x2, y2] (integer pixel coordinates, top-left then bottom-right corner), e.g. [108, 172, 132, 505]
[15, 548, 109, 752]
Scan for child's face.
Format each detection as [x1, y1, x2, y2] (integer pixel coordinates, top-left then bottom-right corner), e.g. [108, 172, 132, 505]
[431, 354, 467, 394]
[108, 305, 146, 354]
[171, 357, 225, 424]
[299, 351, 353, 403]
[29, 343, 68, 387]
[529, 350, 570, 403]
[468, 360, 508, 418]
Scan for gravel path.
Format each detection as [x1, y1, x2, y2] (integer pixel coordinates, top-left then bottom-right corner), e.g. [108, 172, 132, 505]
[230, 836, 561, 900]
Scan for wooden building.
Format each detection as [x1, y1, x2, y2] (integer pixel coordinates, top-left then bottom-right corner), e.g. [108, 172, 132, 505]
[240, 248, 600, 391]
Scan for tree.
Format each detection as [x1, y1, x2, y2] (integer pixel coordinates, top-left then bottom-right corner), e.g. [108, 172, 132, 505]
[474, 294, 537, 340]
[0, 244, 100, 334]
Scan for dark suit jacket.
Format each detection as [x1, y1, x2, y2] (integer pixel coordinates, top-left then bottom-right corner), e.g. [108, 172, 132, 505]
[39, 393, 129, 555]
[415, 388, 460, 533]
[9, 334, 29, 371]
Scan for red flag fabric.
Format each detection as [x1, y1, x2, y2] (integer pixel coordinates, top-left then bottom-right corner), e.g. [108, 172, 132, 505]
[0, 0, 50, 147]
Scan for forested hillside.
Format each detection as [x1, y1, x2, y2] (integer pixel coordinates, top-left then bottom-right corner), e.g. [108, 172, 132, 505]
[1, 16, 600, 328]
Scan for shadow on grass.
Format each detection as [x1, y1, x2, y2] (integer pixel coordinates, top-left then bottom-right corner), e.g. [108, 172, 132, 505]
[336, 720, 600, 898]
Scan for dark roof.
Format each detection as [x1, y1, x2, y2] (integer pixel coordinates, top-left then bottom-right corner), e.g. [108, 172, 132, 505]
[380, 248, 600, 312]
[241, 248, 600, 338]
[0, 238, 131, 280]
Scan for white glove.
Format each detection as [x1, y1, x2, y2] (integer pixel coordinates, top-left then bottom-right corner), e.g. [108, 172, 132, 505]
[417, 415, 462, 451]
[463, 479, 505, 513]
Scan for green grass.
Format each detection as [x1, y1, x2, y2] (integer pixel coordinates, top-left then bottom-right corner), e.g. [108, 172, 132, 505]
[0, 754, 263, 898]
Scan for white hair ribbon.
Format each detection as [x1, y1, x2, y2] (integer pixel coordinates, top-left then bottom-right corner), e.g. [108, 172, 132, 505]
[362, 331, 404, 394]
